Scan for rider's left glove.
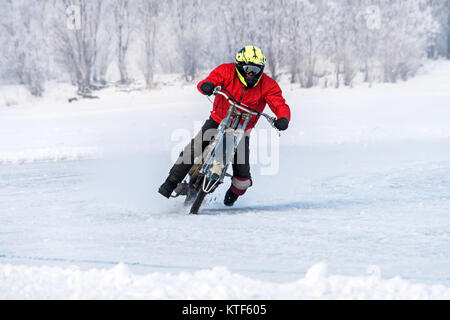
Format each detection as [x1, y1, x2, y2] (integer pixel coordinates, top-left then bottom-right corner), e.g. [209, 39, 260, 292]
[200, 82, 215, 96]
[274, 117, 289, 131]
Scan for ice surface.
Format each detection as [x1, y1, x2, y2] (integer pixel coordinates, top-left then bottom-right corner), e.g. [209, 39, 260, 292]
[0, 61, 449, 299]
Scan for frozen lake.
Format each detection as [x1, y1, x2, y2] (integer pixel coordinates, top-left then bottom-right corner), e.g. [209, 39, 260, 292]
[1, 61, 449, 298]
[1, 139, 449, 288]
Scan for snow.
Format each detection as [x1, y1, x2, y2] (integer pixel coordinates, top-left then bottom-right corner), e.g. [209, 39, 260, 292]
[0, 61, 450, 299]
[1, 263, 449, 300]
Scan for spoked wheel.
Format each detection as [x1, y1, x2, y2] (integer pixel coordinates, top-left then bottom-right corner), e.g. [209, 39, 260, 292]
[185, 174, 208, 214]
[189, 189, 207, 214]
[184, 172, 202, 207]
[187, 174, 221, 214]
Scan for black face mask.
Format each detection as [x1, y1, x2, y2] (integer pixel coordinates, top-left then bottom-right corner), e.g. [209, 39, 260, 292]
[236, 63, 264, 88]
[245, 74, 259, 88]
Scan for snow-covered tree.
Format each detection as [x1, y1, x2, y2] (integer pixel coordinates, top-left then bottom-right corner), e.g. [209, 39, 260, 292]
[52, 0, 103, 94]
[0, 0, 48, 95]
[425, 0, 449, 58]
[172, 0, 206, 82]
[114, 0, 131, 84]
[138, 0, 161, 89]
[377, 0, 439, 82]
[0, 0, 446, 94]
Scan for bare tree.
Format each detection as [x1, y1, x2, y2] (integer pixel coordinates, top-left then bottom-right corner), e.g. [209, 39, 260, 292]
[256, 1, 286, 81]
[173, 0, 204, 82]
[220, 1, 261, 61]
[0, 0, 47, 95]
[425, 0, 449, 59]
[378, 0, 439, 83]
[327, 0, 361, 87]
[138, 0, 160, 89]
[447, 0, 450, 59]
[295, 0, 323, 88]
[358, 0, 382, 85]
[52, 0, 103, 95]
[283, 1, 302, 84]
[115, 0, 131, 84]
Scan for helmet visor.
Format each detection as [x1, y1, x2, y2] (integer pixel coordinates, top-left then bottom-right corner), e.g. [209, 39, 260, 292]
[242, 64, 262, 74]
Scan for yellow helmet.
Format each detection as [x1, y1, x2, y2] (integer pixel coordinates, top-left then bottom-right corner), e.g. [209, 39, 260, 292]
[235, 46, 266, 88]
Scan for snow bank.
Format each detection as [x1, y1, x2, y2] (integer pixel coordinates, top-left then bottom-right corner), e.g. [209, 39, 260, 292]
[1, 263, 448, 300]
[0, 85, 33, 107]
[0, 147, 101, 165]
[0, 82, 77, 108]
[280, 60, 450, 146]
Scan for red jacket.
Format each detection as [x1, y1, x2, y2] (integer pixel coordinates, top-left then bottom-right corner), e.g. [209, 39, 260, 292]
[197, 63, 291, 130]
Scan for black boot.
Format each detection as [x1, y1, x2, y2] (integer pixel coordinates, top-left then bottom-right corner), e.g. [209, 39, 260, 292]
[158, 179, 178, 199]
[224, 188, 239, 207]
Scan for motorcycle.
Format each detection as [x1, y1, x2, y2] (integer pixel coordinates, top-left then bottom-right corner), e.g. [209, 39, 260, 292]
[171, 86, 280, 214]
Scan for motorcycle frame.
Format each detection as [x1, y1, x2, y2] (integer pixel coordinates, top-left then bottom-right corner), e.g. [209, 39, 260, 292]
[199, 87, 277, 193]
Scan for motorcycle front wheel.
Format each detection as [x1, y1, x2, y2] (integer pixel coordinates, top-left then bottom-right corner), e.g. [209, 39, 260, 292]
[190, 188, 207, 214]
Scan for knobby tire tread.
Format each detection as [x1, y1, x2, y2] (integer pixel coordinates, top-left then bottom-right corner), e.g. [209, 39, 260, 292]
[190, 190, 207, 214]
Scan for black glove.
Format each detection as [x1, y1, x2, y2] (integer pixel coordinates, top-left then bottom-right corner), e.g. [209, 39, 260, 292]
[200, 81, 215, 96]
[274, 117, 289, 131]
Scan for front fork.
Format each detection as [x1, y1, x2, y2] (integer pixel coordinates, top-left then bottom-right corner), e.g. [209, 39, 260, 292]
[201, 110, 250, 193]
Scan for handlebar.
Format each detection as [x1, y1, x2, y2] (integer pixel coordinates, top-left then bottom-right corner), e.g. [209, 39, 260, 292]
[212, 86, 279, 132]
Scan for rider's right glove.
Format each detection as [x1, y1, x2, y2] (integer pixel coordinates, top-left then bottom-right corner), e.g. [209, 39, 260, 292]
[274, 117, 289, 131]
[200, 81, 215, 96]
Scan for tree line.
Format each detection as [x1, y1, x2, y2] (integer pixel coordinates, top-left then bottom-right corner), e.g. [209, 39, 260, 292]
[0, 0, 449, 96]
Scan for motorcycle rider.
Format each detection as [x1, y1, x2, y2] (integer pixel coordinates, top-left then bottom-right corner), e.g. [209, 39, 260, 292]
[158, 46, 291, 206]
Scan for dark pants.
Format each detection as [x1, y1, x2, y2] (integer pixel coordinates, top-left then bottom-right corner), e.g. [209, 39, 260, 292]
[167, 117, 251, 184]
